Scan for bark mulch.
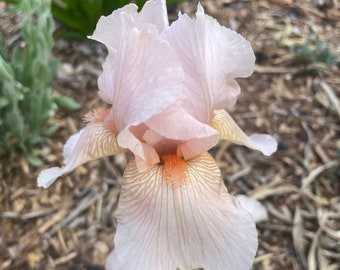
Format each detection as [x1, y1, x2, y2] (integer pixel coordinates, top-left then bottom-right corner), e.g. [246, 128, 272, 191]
[0, 0, 339, 269]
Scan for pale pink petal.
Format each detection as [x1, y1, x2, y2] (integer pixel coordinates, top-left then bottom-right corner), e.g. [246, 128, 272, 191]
[38, 109, 123, 188]
[89, 4, 143, 55]
[236, 194, 268, 223]
[118, 126, 159, 171]
[177, 135, 219, 160]
[210, 109, 277, 156]
[89, 5, 182, 128]
[162, 3, 255, 123]
[143, 123, 219, 161]
[89, 1, 167, 52]
[99, 29, 182, 131]
[106, 251, 123, 270]
[89, 4, 152, 103]
[37, 167, 64, 189]
[110, 153, 257, 270]
[140, 0, 168, 32]
[145, 106, 219, 159]
[143, 129, 179, 156]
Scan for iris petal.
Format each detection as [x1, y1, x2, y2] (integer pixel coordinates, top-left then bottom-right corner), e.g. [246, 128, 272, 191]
[210, 109, 277, 156]
[106, 251, 123, 270]
[140, 0, 168, 32]
[37, 108, 123, 188]
[145, 107, 219, 159]
[236, 194, 268, 223]
[109, 153, 257, 270]
[118, 127, 160, 171]
[90, 5, 183, 130]
[162, 3, 255, 123]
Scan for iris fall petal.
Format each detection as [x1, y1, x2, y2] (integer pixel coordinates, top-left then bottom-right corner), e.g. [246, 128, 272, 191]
[110, 153, 257, 270]
[210, 109, 277, 156]
[37, 108, 122, 188]
[236, 194, 268, 223]
[106, 251, 123, 270]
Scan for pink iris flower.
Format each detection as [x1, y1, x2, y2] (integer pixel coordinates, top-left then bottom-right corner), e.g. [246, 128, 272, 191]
[38, 1, 277, 269]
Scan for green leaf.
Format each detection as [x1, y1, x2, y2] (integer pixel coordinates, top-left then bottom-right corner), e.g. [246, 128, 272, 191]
[0, 97, 9, 109]
[0, 55, 14, 81]
[52, 3, 93, 34]
[52, 93, 81, 110]
[80, 0, 102, 22]
[28, 134, 43, 145]
[166, 0, 183, 5]
[3, 0, 20, 3]
[26, 153, 43, 167]
[6, 108, 24, 140]
[0, 0, 58, 157]
[42, 124, 59, 137]
[58, 29, 88, 40]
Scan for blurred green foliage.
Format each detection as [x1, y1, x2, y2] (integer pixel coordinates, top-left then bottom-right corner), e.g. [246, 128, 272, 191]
[290, 39, 338, 76]
[51, 0, 125, 39]
[0, 0, 79, 165]
[6, 0, 183, 40]
[51, 0, 183, 39]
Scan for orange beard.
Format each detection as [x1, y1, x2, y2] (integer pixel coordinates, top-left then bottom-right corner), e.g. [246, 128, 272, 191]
[161, 155, 188, 186]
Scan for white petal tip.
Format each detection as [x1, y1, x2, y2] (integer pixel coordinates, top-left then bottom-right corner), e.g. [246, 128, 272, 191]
[37, 167, 64, 188]
[196, 2, 204, 14]
[249, 134, 277, 156]
[106, 250, 122, 270]
[236, 194, 268, 223]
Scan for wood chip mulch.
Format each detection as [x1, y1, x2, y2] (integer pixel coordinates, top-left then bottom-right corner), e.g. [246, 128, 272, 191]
[0, 0, 339, 269]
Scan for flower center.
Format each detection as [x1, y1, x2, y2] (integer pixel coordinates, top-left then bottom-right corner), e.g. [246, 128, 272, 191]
[161, 155, 188, 186]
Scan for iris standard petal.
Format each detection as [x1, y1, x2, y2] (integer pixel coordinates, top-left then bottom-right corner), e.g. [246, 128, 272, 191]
[140, 0, 168, 32]
[90, 5, 183, 129]
[110, 153, 257, 270]
[210, 109, 277, 156]
[162, 3, 255, 123]
[99, 28, 182, 132]
[89, 4, 140, 54]
[89, 0, 167, 52]
[37, 108, 123, 188]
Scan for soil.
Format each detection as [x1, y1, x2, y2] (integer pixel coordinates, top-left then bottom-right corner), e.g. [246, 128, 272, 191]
[0, 0, 339, 269]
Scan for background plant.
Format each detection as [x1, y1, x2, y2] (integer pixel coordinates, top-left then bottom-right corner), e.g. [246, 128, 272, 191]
[0, 0, 79, 166]
[51, 0, 183, 39]
[290, 38, 338, 76]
